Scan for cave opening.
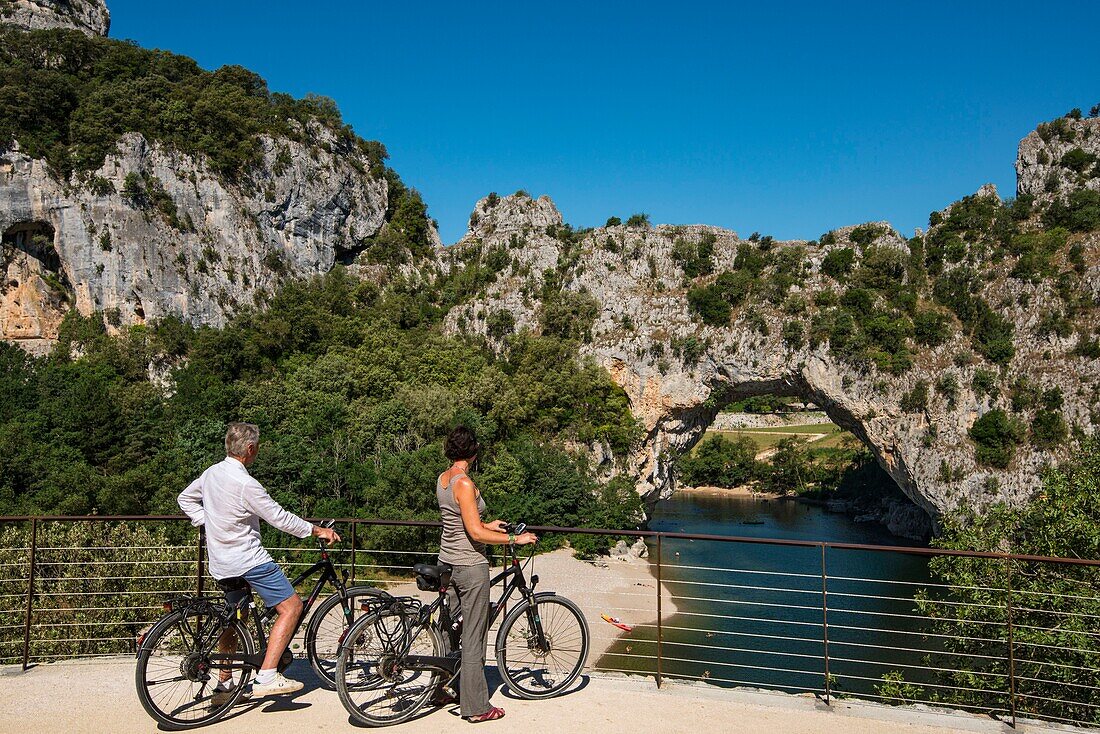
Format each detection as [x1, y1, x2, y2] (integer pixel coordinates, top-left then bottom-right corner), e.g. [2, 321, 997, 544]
[660, 380, 932, 541]
[2, 221, 61, 273]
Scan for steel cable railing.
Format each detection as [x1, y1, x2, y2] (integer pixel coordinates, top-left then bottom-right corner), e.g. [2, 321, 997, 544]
[0, 515, 1098, 730]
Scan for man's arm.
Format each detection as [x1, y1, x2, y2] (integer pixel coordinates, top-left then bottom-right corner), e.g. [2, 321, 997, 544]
[178, 475, 205, 527]
[241, 479, 314, 539]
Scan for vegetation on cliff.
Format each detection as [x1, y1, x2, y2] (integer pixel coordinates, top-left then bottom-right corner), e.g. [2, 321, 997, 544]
[0, 269, 641, 537]
[902, 437, 1100, 724]
[0, 26, 434, 261]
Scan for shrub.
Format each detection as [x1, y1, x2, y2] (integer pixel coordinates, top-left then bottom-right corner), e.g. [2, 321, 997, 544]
[1044, 189, 1100, 232]
[782, 320, 804, 349]
[900, 381, 929, 413]
[604, 216, 621, 227]
[936, 373, 959, 408]
[1060, 147, 1097, 175]
[821, 247, 856, 280]
[733, 242, 767, 275]
[913, 310, 951, 346]
[671, 232, 716, 278]
[849, 223, 889, 248]
[969, 409, 1025, 468]
[679, 435, 758, 487]
[972, 369, 998, 398]
[625, 213, 650, 228]
[486, 309, 515, 339]
[687, 286, 731, 326]
[1031, 410, 1067, 448]
[538, 289, 600, 342]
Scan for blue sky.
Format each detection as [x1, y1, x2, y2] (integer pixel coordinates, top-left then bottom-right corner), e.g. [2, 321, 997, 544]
[109, 1, 1100, 244]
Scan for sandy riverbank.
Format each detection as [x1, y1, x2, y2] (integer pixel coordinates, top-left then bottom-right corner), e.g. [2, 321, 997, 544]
[374, 548, 677, 663]
[676, 484, 787, 500]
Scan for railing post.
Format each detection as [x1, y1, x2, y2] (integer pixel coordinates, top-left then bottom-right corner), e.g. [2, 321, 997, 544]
[21, 517, 38, 671]
[196, 525, 205, 597]
[821, 543, 831, 705]
[656, 533, 663, 689]
[350, 520, 357, 585]
[1005, 557, 1017, 729]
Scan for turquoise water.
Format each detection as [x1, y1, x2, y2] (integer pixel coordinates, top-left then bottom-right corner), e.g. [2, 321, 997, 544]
[599, 491, 936, 699]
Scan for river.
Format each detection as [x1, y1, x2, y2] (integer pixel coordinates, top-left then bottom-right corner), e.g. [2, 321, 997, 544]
[598, 490, 936, 700]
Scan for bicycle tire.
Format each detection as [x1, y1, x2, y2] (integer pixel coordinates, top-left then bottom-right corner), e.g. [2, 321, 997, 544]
[305, 585, 390, 689]
[135, 606, 256, 730]
[336, 606, 444, 727]
[495, 593, 589, 699]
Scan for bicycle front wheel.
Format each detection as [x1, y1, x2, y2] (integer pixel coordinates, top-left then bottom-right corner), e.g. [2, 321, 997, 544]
[306, 585, 390, 689]
[135, 606, 255, 730]
[336, 607, 444, 726]
[495, 593, 589, 699]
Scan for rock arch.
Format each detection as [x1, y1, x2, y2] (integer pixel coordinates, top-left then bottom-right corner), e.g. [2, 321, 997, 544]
[441, 173, 1099, 531]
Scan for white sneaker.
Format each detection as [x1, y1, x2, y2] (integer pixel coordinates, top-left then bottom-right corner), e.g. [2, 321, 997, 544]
[251, 673, 304, 697]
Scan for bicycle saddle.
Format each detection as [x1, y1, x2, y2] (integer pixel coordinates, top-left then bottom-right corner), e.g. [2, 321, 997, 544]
[413, 563, 452, 591]
[215, 576, 252, 608]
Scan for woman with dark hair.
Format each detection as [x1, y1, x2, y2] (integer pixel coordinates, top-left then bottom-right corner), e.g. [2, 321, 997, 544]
[437, 425, 537, 723]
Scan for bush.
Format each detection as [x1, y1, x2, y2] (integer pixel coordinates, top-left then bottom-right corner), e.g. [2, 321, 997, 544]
[671, 232, 716, 278]
[900, 381, 929, 413]
[821, 247, 855, 280]
[1031, 409, 1067, 448]
[678, 435, 758, 487]
[969, 409, 1025, 468]
[923, 438, 1100, 724]
[625, 213, 650, 228]
[687, 286, 731, 326]
[913, 310, 951, 346]
[782, 320, 804, 349]
[1044, 189, 1100, 232]
[604, 216, 621, 227]
[1060, 147, 1097, 174]
[849, 223, 889, 248]
[538, 289, 600, 342]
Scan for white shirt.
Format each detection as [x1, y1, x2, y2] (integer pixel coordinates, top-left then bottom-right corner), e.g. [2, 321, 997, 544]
[177, 457, 313, 579]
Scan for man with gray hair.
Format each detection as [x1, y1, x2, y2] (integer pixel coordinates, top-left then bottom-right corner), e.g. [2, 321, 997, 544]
[178, 421, 339, 698]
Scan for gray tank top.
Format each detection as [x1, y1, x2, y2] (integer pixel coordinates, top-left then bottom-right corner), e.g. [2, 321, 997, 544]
[437, 472, 488, 566]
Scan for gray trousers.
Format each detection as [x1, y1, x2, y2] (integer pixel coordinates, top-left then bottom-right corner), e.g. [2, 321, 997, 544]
[446, 563, 491, 718]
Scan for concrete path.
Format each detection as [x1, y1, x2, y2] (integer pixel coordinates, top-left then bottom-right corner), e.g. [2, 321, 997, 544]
[0, 658, 1074, 734]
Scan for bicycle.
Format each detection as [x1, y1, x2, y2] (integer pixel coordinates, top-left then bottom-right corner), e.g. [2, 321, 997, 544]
[335, 523, 590, 727]
[135, 520, 388, 730]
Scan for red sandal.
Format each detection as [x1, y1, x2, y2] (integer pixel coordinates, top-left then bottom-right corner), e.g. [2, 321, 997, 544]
[466, 706, 505, 723]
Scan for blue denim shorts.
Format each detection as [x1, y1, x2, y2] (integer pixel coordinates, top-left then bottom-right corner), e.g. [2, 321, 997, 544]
[243, 561, 296, 608]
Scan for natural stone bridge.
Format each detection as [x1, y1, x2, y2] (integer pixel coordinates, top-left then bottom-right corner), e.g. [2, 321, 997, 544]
[441, 118, 1100, 531]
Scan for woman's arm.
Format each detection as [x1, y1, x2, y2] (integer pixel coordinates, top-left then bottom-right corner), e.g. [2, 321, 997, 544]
[454, 477, 536, 545]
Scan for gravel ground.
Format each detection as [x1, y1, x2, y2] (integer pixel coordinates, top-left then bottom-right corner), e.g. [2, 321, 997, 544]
[0, 657, 1065, 734]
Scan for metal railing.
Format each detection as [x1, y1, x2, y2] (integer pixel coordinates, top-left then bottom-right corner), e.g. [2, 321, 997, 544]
[0, 515, 1098, 730]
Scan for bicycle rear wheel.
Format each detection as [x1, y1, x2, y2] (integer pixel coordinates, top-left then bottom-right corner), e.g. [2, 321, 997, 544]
[306, 585, 390, 689]
[336, 607, 443, 727]
[495, 593, 589, 699]
[135, 606, 255, 730]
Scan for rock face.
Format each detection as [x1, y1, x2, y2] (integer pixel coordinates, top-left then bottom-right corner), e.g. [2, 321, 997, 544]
[1, 0, 109, 36]
[0, 125, 390, 350]
[439, 138, 1100, 529]
[1017, 116, 1100, 202]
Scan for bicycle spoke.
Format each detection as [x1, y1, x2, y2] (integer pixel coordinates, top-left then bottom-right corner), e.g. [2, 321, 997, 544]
[338, 609, 441, 726]
[498, 597, 588, 698]
[138, 608, 253, 727]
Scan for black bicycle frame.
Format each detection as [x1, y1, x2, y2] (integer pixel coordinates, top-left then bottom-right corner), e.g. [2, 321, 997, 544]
[209, 549, 350, 670]
[403, 548, 541, 676]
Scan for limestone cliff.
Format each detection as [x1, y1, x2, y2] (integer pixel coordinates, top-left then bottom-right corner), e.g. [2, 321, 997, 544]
[0, 126, 394, 351]
[0, 0, 108, 36]
[438, 119, 1100, 530]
